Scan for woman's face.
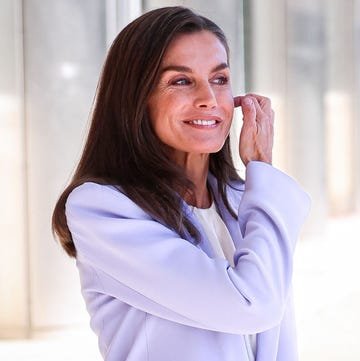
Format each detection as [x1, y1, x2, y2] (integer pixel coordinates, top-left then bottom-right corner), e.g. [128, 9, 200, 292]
[147, 30, 234, 158]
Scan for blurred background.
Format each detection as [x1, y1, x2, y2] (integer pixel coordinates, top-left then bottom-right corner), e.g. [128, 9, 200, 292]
[1, 0, 359, 360]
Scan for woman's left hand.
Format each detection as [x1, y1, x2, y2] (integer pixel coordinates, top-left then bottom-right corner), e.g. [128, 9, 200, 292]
[234, 94, 274, 166]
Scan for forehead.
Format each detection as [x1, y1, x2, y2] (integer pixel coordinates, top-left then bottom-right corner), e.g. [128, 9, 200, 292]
[161, 30, 228, 66]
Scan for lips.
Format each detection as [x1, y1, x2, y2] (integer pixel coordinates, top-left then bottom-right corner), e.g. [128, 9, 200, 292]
[183, 117, 222, 127]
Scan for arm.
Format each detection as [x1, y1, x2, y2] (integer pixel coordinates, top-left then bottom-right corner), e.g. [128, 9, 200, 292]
[276, 287, 299, 361]
[65, 163, 310, 335]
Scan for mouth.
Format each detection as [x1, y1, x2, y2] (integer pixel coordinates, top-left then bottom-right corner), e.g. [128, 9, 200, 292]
[183, 118, 221, 128]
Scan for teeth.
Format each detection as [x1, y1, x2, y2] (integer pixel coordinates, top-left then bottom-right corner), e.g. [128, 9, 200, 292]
[189, 119, 217, 125]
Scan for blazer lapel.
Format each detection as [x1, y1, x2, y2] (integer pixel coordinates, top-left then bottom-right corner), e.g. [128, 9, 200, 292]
[181, 199, 216, 258]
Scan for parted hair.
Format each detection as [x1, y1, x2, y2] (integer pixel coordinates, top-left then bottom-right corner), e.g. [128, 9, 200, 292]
[52, 6, 241, 257]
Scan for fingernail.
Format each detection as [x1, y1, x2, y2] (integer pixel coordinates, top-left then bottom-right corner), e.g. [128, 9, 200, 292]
[243, 98, 252, 106]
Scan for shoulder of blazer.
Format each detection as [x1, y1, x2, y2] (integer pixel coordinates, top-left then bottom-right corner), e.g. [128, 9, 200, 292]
[66, 181, 153, 221]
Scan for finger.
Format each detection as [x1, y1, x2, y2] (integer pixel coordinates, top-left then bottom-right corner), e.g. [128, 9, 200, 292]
[241, 96, 256, 124]
[248, 96, 274, 129]
[247, 93, 272, 112]
[248, 96, 263, 118]
[270, 109, 275, 126]
[233, 96, 244, 108]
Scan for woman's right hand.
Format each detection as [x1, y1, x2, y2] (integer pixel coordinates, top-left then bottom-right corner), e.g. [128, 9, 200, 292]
[234, 94, 274, 166]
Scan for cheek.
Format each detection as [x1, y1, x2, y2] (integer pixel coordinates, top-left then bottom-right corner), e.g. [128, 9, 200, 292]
[147, 94, 164, 131]
[148, 91, 179, 119]
[221, 92, 235, 120]
[220, 94, 234, 137]
[217, 86, 234, 109]
[147, 95, 177, 143]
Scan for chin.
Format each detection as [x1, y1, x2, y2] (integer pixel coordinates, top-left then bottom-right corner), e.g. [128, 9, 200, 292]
[191, 143, 225, 154]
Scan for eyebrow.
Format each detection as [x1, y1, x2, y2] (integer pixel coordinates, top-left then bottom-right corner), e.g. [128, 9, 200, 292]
[160, 62, 229, 74]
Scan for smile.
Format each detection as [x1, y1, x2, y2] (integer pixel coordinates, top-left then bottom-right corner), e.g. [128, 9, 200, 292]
[184, 119, 220, 127]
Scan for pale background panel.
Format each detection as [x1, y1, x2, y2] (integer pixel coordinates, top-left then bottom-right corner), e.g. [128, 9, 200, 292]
[0, 0, 29, 338]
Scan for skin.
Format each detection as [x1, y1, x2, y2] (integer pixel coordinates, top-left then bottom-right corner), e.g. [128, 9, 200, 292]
[148, 30, 274, 208]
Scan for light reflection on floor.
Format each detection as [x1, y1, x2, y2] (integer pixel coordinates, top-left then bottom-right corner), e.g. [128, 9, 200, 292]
[294, 213, 360, 361]
[0, 327, 101, 361]
[0, 214, 359, 361]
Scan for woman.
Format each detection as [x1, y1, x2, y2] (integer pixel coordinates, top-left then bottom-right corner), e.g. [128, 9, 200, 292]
[52, 6, 310, 361]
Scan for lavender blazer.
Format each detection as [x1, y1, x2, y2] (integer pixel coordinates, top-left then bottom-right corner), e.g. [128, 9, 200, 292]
[65, 161, 311, 361]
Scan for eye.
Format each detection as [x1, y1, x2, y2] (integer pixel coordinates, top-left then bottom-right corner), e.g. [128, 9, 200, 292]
[212, 76, 229, 85]
[171, 77, 191, 86]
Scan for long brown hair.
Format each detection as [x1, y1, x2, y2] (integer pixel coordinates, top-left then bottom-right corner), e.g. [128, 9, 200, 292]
[52, 6, 241, 257]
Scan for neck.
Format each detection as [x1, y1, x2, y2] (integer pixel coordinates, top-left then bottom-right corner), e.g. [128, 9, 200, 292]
[173, 152, 211, 208]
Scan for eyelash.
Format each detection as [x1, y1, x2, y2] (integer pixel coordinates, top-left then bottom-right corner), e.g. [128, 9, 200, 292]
[172, 78, 191, 86]
[213, 76, 228, 85]
[170, 76, 229, 86]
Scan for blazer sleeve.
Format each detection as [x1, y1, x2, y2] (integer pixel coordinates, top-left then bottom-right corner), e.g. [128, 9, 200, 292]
[65, 161, 311, 335]
[276, 288, 299, 361]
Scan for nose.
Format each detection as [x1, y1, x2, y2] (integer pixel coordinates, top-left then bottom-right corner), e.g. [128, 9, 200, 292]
[193, 82, 217, 109]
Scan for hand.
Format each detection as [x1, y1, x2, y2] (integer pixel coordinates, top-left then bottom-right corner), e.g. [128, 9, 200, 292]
[234, 94, 274, 166]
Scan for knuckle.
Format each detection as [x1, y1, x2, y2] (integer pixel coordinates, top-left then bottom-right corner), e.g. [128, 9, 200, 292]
[262, 97, 271, 107]
[259, 114, 271, 123]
